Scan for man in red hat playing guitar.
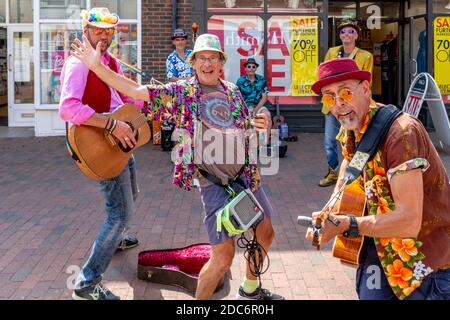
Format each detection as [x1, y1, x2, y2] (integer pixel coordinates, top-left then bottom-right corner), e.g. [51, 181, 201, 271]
[306, 58, 449, 300]
[59, 7, 145, 300]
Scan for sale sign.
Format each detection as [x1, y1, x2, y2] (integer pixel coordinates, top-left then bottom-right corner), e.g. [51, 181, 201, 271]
[434, 17, 450, 94]
[290, 16, 319, 96]
[208, 15, 319, 96]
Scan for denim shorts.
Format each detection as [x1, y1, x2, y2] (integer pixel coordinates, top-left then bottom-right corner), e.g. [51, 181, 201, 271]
[199, 180, 273, 245]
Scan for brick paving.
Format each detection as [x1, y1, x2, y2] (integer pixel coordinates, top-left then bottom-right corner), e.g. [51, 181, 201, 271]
[0, 133, 448, 300]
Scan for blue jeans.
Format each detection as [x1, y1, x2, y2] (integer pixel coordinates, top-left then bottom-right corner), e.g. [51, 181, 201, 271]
[356, 239, 450, 300]
[75, 157, 138, 289]
[323, 113, 341, 171]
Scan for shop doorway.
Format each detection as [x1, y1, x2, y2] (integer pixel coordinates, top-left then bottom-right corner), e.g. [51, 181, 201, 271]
[0, 27, 7, 126]
[329, 17, 401, 106]
[7, 25, 35, 127]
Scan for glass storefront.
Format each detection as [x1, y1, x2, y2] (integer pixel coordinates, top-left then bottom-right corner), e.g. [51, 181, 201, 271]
[91, 0, 137, 19]
[207, 0, 264, 10]
[40, 23, 81, 104]
[0, 1, 5, 22]
[40, 0, 86, 19]
[208, 15, 264, 83]
[434, 0, 450, 13]
[207, 2, 323, 105]
[9, 0, 34, 23]
[38, 1, 139, 106]
[0, 0, 448, 133]
[267, 0, 323, 12]
[203, 0, 449, 131]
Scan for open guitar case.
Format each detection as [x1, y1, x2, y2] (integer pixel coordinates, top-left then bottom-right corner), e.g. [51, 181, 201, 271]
[137, 243, 225, 296]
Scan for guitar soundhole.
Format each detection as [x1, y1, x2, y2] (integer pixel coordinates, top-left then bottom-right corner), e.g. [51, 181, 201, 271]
[119, 123, 139, 153]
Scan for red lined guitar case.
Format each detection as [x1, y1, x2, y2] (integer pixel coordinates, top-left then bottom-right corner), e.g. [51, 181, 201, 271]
[137, 243, 224, 296]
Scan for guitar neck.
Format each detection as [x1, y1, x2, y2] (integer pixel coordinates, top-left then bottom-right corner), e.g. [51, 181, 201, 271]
[130, 113, 147, 130]
[275, 96, 280, 116]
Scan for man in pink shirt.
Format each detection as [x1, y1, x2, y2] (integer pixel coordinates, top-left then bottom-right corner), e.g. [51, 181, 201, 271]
[59, 7, 143, 300]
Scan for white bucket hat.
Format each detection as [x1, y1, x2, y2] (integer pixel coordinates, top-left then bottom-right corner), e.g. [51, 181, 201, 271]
[187, 33, 227, 64]
[80, 7, 120, 29]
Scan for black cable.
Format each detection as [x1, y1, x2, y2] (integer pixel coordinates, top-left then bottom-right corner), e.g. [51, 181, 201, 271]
[236, 224, 270, 280]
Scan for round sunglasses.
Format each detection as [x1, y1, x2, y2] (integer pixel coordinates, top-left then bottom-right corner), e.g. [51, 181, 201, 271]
[340, 29, 357, 35]
[321, 80, 363, 108]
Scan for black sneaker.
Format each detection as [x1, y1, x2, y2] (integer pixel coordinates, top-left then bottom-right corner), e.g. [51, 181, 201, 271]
[237, 286, 285, 300]
[116, 234, 139, 251]
[72, 282, 120, 300]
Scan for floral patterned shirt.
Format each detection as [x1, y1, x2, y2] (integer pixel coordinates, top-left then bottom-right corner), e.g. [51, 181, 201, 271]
[236, 74, 268, 107]
[166, 49, 193, 80]
[145, 76, 261, 191]
[338, 103, 450, 299]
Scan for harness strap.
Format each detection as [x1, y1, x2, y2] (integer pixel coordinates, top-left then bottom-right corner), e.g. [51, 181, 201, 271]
[198, 166, 246, 195]
[343, 104, 403, 185]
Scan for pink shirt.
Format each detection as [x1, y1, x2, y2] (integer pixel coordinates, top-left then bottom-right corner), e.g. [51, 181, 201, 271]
[59, 52, 143, 125]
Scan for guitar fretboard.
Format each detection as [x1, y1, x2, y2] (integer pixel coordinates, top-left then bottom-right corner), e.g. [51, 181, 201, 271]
[130, 114, 147, 130]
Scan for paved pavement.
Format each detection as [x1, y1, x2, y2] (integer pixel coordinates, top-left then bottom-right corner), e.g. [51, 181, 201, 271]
[0, 131, 448, 300]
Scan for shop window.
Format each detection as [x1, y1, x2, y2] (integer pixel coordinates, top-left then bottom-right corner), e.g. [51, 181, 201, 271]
[267, 0, 323, 12]
[91, 0, 137, 19]
[110, 23, 138, 81]
[40, 0, 86, 19]
[405, 0, 426, 17]
[40, 22, 138, 104]
[9, 0, 33, 23]
[207, 0, 264, 11]
[266, 15, 320, 104]
[328, 1, 356, 18]
[40, 23, 81, 104]
[359, 1, 399, 20]
[0, 1, 6, 23]
[208, 14, 320, 104]
[434, 0, 450, 13]
[208, 15, 264, 83]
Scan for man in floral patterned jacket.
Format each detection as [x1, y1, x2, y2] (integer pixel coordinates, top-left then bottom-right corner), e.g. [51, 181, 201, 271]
[71, 33, 284, 300]
[306, 58, 450, 300]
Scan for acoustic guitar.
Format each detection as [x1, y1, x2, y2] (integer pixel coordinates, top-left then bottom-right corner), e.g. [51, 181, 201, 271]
[66, 103, 151, 181]
[330, 180, 367, 265]
[271, 96, 285, 129]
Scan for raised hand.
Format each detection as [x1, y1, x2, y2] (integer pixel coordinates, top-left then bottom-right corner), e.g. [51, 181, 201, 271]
[71, 35, 102, 70]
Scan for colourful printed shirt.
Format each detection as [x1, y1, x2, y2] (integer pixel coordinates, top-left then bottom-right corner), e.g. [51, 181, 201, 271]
[166, 49, 193, 80]
[145, 76, 261, 192]
[236, 74, 268, 107]
[337, 103, 450, 299]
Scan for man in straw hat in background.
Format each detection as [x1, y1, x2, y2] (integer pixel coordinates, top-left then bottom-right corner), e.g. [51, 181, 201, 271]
[166, 28, 194, 82]
[305, 58, 449, 300]
[59, 7, 145, 300]
[318, 19, 373, 188]
[70, 32, 284, 300]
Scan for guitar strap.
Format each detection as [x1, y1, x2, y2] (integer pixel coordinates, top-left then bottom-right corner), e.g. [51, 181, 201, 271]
[343, 105, 403, 185]
[65, 122, 81, 163]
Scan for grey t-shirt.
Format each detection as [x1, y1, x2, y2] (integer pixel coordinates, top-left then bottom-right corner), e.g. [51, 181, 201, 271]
[194, 83, 245, 187]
